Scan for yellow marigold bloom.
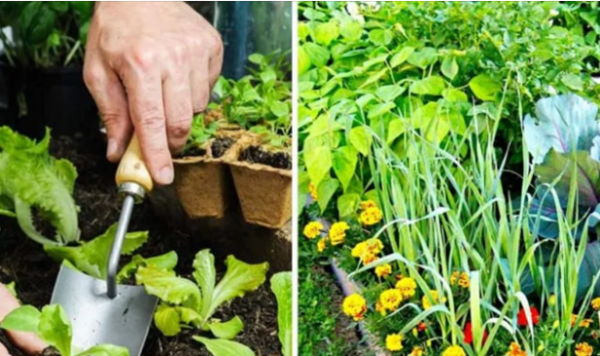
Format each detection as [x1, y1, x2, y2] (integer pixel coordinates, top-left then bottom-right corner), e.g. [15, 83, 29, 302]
[442, 345, 466, 356]
[385, 333, 403, 352]
[422, 290, 445, 310]
[592, 297, 600, 310]
[409, 346, 425, 356]
[362, 252, 378, 265]
[342, 294, 367, 321]
[329, 221, 349, 245]
[396, 277, 417, 299]
[317, 238, 327, 253]
[303, 221, 323, 239]
[450, 271, 470, 289]
[359, 206, 383, 226]
[549, 294, 557, 306]
[505, 342, 527, 356]
[309, 183, 318, 200]
[351, 241, 368, 257]
[571, 314, 593, 328]
[375, 263, 392, 278]
[351, 238, 384, 260]
[380, 289, 403, 312]
[360, 200, 377, 210]
[575, 342, 593, 356]
[367, 238, 384, 254]
[375, 301, 386, 316]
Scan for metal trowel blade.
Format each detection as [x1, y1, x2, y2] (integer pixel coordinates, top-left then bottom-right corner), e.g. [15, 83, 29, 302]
[50, 264, 157, 356]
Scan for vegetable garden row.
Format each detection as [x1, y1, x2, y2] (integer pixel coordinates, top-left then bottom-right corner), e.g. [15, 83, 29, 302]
[299, 2, 600, 356]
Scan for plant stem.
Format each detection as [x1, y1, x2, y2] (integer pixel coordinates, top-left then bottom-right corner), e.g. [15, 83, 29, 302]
[0, 30, 15, 66]
[64, 40, 81, 66]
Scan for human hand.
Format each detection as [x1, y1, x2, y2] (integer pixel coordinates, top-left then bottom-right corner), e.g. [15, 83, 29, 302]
[0, 284, 46, 355]
[84, 1, 223, 185]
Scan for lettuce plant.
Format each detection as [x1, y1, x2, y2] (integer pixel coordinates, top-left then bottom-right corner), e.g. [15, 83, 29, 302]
[135, 249, 269, 356]
[270, 272, 291, 356]
[1, 304, 128, 356]
[0, 127, 79, 246]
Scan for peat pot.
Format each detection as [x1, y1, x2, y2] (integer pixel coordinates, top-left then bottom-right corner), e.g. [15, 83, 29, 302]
[0, 61, 97, 139]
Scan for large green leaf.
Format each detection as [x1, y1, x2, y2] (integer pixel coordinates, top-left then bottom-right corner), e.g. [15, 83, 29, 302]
[390, 47, 415, 68]
[339, 19, 362, 41]
[270, 272, 291, 356]
[154, 304, 181, 336]
[209, 256, 269, 317]
[136, 266, 201, 307]
[20, 2, 56, 45]
[410, 76, 445, 96]
[349, 127, 372, 156]
[193, 336, 255, 356]
[332, 146, 358, 191]
[117, 251, 178, 283]
[38, 305, 72, 356]
[337, 193, 361, 217]
[468, 74, 501, 101]
[193, 249, 216, 319]
[314, 21, 339, 46]
[303, 42, 330, 68]
[305, 146, 332, 188]
[0, 305, 40, 333]
[317, 178, 339, 212]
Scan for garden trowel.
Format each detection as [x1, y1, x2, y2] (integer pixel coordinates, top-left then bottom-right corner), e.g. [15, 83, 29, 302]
[50, 134, 157, 356]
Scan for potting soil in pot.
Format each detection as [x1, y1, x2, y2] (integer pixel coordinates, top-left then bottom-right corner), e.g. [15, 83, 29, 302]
[0, 135, 281, 356]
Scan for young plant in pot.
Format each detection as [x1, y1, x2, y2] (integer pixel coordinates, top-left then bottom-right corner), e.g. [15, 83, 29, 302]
[0, 2, 96, 139]
[219, 53, 292, 229]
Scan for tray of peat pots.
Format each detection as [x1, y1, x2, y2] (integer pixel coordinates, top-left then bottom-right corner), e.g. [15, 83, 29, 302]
[228, 131, 292, 229]
[172, 122, 250, 219]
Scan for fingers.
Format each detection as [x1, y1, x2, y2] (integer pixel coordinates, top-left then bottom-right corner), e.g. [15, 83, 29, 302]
[163, 74, 193, 154]
[83, 59, 133, 162]
[122, 66, 173, 185]
[0, 285, 46, 355]
[0, 342, 9, 356]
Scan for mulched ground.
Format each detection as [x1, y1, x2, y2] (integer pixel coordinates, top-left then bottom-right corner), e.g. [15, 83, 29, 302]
[0, 133, 280, 356]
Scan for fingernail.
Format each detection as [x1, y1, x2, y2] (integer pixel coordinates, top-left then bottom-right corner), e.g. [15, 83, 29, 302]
[159, 166, 174, 184]
[107, 139, 118, 159]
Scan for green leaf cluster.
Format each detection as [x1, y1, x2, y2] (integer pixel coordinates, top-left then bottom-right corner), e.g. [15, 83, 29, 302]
[135, 249, 269, 356]
[0, 1, 93, 67]
[1, 304, 129, 356]
[0, 126, 79, 246]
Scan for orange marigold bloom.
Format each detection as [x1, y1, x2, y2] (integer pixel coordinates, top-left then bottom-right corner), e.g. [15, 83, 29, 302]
[309, 183, 318, 200]
[505, 342, 527, 356]
[575, 342, 593, 356]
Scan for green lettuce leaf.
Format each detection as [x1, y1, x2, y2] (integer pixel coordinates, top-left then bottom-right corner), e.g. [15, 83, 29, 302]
[209, 257, 269, 317]
[0, 305, 41, 332]
[193, 336, 255, 356]
[45, 224, 149, 279]
[136, 265, 201, 308]
[154, 304, 181, 337]
[117, 251, 178, 283]
[207, 316, 244, 340]
[192, 249, 216, 319]
[0, 127, 79, 245]
[74, 344, 129, 356]
[270, 272, 291, 356]
[38, 305, 72, 356]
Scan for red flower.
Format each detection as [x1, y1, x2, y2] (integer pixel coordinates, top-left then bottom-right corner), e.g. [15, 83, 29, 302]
[463, 322, 488, 345]
[417, 322, 427, 332]
[517, 306, 540, 326]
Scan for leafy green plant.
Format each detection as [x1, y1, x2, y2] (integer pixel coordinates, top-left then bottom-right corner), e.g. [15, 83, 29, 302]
[183, 112, 220, 154]
[270, 271, 291, 356]
[0, 126, 79, 246]
[0, 1, 93, 67]
[1, 304, 128, 356]
[135, 249, 269, 356]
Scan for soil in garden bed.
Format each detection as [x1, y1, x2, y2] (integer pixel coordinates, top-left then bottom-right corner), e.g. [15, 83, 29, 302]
[0, 134, 280, 356]
[211, 137, 235, 158]
[240, 146, 291, 170]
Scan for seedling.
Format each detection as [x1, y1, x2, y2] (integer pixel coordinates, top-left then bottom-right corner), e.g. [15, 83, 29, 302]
[135, 249, 269, 356]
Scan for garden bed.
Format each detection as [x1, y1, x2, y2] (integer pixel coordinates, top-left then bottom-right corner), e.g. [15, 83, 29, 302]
[0, 134, 280, 356]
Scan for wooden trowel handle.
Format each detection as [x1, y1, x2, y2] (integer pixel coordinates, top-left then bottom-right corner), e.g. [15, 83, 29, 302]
[115, 134, 154, 193]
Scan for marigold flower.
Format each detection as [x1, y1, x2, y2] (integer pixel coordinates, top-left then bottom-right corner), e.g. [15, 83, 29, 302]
[409, 346, 424, 356]
[505, 342, 527, 356]
[417, 321, 427, 332]
[422, 290, 445, 310]
[309, 183, 318, 200]
[362, 252, 378, 264]
[317, 238, 327, 253]
[575, 342, 593, 356]
[360, 200, 377, 210]
[366, 238, 384, 254]
[375, 263, 392, 278]
[329, 221, 349, 245]
[450, 271, 470, 289]
[396, 277, 417, 299]
[463, 322, 488, 345]
[442, 345, 466, 356]
[385, 333, 403, 351]
[517, 306, 540, 326]
[380, 289, 403, 312]
[303, 221, 323, 239]
[592, 297, 600, 311]
[571, 314, 593, 328]
[342, 293, 367, 321]
[359, 206, 383, 226]
[351, 238, 384, 259]
[375, 301, 386, 316]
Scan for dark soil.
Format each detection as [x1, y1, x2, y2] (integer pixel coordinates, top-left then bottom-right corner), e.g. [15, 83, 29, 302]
[241, 146, 291, 170]
[0, 133, 280, 356]
[211, 137, 235, 158]
[182, 146, 207, 158]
